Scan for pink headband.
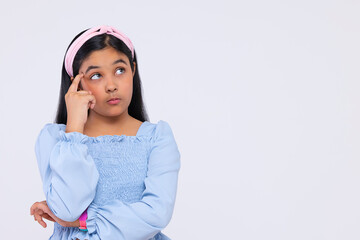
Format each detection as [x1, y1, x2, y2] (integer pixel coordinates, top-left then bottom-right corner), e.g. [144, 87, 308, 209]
[64, 25, 135, 77]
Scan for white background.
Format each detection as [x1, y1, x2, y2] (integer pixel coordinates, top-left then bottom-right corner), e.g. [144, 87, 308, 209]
[0, 0, 359, 239]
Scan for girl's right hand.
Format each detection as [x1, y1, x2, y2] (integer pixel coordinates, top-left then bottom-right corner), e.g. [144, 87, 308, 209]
[65, 73, 96, 133]
[30, 200, 80, 228]
[30, 201, 55, 228]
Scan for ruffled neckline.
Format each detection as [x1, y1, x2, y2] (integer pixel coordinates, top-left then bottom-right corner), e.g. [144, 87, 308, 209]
[58, 121, 150, 143]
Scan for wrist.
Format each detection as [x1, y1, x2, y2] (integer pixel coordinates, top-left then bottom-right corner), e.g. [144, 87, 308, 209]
[74, 219, 80, 228]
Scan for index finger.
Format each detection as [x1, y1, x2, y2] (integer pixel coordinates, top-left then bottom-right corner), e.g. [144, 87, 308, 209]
[68, 73, 84, 92]
[30, 202, 39, 215]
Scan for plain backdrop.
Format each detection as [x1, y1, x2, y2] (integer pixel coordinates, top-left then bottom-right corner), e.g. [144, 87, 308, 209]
[0, 0, 359, 239]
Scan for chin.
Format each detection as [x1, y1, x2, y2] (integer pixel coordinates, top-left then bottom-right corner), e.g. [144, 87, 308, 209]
[91, 108, 125, 117]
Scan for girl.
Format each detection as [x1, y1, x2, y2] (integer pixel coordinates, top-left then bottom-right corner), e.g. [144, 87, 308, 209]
[29, 25, 181, 240]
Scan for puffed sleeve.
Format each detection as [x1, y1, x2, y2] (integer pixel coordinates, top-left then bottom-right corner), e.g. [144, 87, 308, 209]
[34, 123, 99, 222]
[85, 120, 181, 240]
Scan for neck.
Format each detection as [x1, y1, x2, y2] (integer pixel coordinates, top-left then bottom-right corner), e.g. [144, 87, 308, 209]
[83, 109, 132, 135]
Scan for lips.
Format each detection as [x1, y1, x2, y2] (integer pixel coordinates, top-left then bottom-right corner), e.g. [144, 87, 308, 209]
[107, 97, 121, 105]
[107, 98, 120, 102]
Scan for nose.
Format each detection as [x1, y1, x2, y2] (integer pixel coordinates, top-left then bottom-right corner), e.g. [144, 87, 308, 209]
[105, 77, 118, 93]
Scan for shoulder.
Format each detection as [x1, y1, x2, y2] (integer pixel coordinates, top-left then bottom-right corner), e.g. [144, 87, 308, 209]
[146, 120, 181, 166]
[36, 123, 91, 145]
[37, 123, 65, 137]
[35, 123, 68, 143]
[141, 120, 176, 140]
[34, 123, 65, 151]
[144, 121, 180, 155]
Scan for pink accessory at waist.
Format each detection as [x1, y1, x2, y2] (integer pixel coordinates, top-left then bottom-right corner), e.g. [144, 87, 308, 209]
[64, 25, 134, 77]
[79, 208, 88, 231]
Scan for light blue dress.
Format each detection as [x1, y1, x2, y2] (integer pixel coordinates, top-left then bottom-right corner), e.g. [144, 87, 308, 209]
[34, 120, 181, 240]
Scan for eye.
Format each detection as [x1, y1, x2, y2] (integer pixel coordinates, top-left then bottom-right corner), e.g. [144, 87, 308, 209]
[90, 73, 101, 80]
[115, 68, 125, 75]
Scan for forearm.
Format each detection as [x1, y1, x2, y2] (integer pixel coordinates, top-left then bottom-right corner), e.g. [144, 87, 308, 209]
[36, 124, 99, 222]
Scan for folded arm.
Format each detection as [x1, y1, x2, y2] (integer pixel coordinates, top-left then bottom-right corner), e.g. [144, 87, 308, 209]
[35, 123, 99, 222]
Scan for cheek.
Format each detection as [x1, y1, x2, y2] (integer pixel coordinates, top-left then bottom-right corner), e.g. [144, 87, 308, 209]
[119, 78, 133, 93]
[83, 82, 99, 94]
[124, 82, 133, 97]
[125, 81, 133, 90]
[87, 88, 100, 100]
[127, 74, 134, 86]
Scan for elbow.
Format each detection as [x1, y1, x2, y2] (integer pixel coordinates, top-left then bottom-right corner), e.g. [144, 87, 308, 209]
[55, 211, 80, 222]
[152, 208, 173, 229]
[46, 198, 83, 222]
[46, 183, 97, 222]
[47, 196, 93, 222]
[147, 199, 175, 229]
[155, 216, 172, 229]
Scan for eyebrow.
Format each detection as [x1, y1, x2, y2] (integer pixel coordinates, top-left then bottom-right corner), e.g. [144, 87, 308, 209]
[85, 59, 127, 74]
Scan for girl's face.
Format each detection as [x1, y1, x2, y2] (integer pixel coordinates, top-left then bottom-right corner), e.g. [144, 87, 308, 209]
[78, 47, 135, 118]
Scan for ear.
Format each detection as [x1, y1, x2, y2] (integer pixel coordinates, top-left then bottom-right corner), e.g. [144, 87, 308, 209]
[132, 61, 136, 77]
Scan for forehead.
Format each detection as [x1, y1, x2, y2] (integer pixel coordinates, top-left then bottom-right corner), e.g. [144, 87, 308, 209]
[81, 47, 130, 67]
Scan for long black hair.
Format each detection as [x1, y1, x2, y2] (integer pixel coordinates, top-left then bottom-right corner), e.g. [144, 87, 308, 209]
[54, 28, 149, 124]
